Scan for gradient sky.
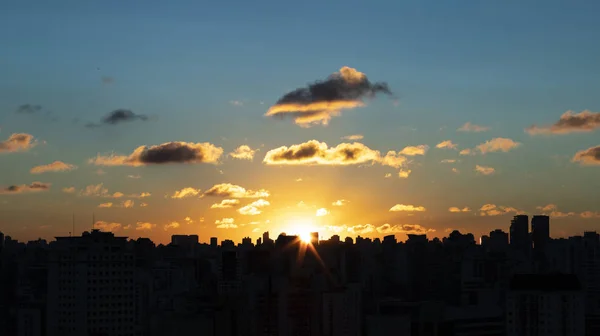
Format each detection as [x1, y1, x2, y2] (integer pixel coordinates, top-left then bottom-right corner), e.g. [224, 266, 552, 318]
[1, 1, 599, 244]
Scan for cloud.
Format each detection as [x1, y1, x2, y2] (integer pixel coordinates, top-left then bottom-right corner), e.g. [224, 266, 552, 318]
[332, 199, 348, 206]
[341, 134, 364, 140]
[380, 151, 408, 169]
[296, 178, 303, 182]
[121, 200, 134, 208]
[62, 187, 75, 193]
[316, 208, 330, 217]
[131, 192, 151, 198]
[347, 224, 375, 235]
[229, 145, 256, 160]
[436, 140, 458, 150]
[376, 223, 435, 234]
[441, 159, 457, 163]
[229, 100, 243, 106]
[127, 175, 141, 179]
[0, 133, 37, 153]
[94, 221, 121, 232]
[581, 211, 600, 219]
[384, 173, 392, 178]
[459, 149, 474, 156]
[264, 140, 381, 166]
[140, 202, 148, 207]
[238, 199, 270, 215]
[265, 66, 393, 127]
[95, 169, 106, 175]
[526, 110, 600, 135]
[449, 207, 471, 213]
[536, 204, 575, 218]
[171, 187, 202, 199]
[16, 104, 42, 114]
[111, 192, 124, 198]
[0, 182, 51, 194]
[89, 141, 223, 166]
[204, 183, 270, 198]
[572, 145, 600, 166]
[476, 138, 521, 154]
[389, 204, 426, 212]
[30, 161, 77, 174]
[399, 145, 429, 156]
[211, 199, 240, 209]
[398, 169, 411, 178]
[136, 222, 156, 231]
[163, 221, 180, 231]
[457, 122, 490, 132]
[216, 218, 237, 229]
[98, 202, 113, 208]
[479, 204, 520, 216]
[86, 109, 149, 128]
[452, 168, 459, 173]
[475, 165, 495, 175]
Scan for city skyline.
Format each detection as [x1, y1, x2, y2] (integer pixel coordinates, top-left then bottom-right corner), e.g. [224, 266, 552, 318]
[2, 2, 600, 244]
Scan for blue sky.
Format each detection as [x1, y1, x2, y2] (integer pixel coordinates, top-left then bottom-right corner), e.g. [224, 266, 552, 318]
[1, 1, 599, 243]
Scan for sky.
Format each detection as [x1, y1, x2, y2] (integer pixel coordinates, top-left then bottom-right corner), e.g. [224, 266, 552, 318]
[1, 1, 599, 244]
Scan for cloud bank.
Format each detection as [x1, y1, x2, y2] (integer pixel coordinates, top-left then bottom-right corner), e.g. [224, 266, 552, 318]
[526, 110, 600, 135]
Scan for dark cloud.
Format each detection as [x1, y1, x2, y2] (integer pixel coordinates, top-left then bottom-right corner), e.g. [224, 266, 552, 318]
[526, 110, 600, 135]
[0, 133, 37, 153]
[0, 182, 51, 194]
[16, 104, 42, 114]
[86, 109, 149, 128]
[263, 140, 381, 165]
[89, 141, 223, 166]
[265, 66, 393, 127]
[572, 145, 600, 166]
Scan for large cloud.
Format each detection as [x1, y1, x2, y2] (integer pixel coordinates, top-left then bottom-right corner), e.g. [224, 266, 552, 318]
[86, 109, 149, 128]
[30, 161, 77, 174]
[572, 145, 600, 166]
[89, 141, 223, 166]
[0, 182, 51, 194]
[526, 110, 600, 135]
[265, 66, 393, 127]
[0, 133, 37, 153]
[204, 183, 270, 198]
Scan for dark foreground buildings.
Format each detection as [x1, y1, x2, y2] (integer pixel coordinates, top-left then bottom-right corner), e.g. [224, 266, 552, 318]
[0, 214, 598, 335]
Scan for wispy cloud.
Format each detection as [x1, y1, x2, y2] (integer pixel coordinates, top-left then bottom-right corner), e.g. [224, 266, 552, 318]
[0, 182, 51, 194]
[89, 141, 223, 166]
[98, 202, 113, 208]
[229, 100, 243, 106]
[136, 222, 156, 231]
[94, 221, 121, 232]
[449, 207, 471, 213]
[30, 161, 77, 174]
[316, 208, 330, 216]
[475, 165, 495, 175]
[526, 110, 600, 135]
[62, 187, 75, 193]
[216, 218, 237, 229]
[341, 134, 364, 140]
[389, 204, 426, 212]
[238, 199, 270, 215]
[265, 66, 393, 127]
[332, 199, 348, 206]
[204, 183, 270, 198]
[163, 221, 180, 231]
[211, 199, 240, 209]
[479, 204, 520, 216]
[0, 133, 37, 153]
[457, 122, 490, 132]
[441, 159, 457, 163]
[16, 104, 42, 114]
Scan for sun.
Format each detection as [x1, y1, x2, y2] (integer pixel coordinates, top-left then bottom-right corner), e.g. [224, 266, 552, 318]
[286, 218, 316, 244]
[299, 231, 312, 244]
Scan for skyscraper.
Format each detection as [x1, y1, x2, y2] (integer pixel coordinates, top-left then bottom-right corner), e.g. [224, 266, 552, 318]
[509, 215, 530, 255]
[531, 215, 550, 250]
[310, 232, 319, 245]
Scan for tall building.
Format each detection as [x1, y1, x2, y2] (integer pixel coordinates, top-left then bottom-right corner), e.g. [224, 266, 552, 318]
[506, 274, 584, 336]
[46, 230, 136, 336]
[310, 232, 319, 246]
[531, 215, 550, 250]
[210, 237, 218, 247]
[509, 215, 530, 255]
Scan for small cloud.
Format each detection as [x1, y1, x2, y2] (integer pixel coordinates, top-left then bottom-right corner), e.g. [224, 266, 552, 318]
[449, 207, 471, 213]
[398, 169, 411, 178]
[265, 66, 393, 127]
[89, 141, 223, 166]
[332, 199, 348, 206]
[384, 173, 392, 178]
[80, 183, 109, 197]
[536, 204, 575, 218]
[479, 204, 520, 216]
[171, 187, 202, 199]
[526, 110, 600, 135]
[572, 145, 600, 166]
[295, 178, 303, 182]
[86, 109, 149, 128]
[16, 104, 42, 114]
[164, 221, 180, 231]
[399, 145, 429, 156]
[0, 133, 37, 153]
[238, 199, 270, 215]
[94, 221, 121, 232]
[131, 192, 151, 198]
[476, 138, 521, 154]
[204, 183, 269, 198]
[62, 187, 76, 193]
[229, 145, 257, 160]
[441, 159, 457, 163]
[184, 217, 193, 224]
[475, 165, 495, 175]
[452, 168, 459, 173]
[121, 200, 134, 208]
[216, 218, 237, 229]
[112, 192, 124, 198]
[316, 208, 330, 217]
[581, 211, 600, 219]
[436, 140, 458, 150]
[211, 199, 240, 209]
[136, 222, 156, 231]
[98, 202, 113, 208]
[459, 149, 474, 156]
[229, 100, 243, 106]
[127, 175, 141, 179]
[389, 204, 426, 212]
[30, 161, 77, 174]
[0, 182, 51, 194]
[341, 134, 364, 140]
[140, 202, 148, 207]
[457, 122, 490, 132]
[95, 169, 106, 175]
